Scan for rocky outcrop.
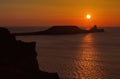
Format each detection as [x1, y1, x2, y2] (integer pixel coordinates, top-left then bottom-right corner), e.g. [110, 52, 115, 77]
[88, 25, 104, 32]
[0, 27, 60, 79]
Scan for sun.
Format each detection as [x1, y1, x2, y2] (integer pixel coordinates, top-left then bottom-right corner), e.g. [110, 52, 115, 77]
[86, 14, 91, 19]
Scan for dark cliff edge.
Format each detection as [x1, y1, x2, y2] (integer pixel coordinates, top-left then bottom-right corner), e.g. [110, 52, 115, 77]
[13, 25, 104, 36]
[0, 27, 60, 79]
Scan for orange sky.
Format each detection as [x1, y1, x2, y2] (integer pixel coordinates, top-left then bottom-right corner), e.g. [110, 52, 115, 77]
[0, 0, 120, 27]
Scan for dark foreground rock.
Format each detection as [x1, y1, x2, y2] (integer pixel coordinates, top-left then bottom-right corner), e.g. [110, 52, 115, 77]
[0, 27, 60, 79]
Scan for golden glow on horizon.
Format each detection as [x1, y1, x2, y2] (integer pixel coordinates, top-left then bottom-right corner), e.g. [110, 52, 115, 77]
[86, 14, 91, 20]
[0, 0, 120, 26]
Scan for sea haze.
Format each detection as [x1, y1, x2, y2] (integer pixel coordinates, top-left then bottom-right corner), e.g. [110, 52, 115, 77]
[8, 27, 120, 79]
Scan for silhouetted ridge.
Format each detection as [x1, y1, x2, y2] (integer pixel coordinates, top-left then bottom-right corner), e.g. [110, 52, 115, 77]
[47, 26, 81, 31]
[13, 25, 104, 36]
[39, 26, 86, 34]
[0, 27, 60, 79]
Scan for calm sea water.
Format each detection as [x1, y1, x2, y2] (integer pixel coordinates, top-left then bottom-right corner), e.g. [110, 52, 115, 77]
[9, 27, 120, 79]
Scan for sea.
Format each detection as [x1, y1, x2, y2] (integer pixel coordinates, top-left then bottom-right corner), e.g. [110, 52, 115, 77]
[8, 27, 120, 79]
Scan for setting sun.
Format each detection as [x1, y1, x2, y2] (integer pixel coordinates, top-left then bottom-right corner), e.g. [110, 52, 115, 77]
[86, 14, 91, 19]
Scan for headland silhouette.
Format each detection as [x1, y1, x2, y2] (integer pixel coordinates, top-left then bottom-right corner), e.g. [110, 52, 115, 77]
[0, 27, 60, 79]
[13, 25, 104, 36]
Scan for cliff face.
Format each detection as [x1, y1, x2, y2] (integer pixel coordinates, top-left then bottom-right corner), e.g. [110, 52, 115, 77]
[0, 27, 60, 79]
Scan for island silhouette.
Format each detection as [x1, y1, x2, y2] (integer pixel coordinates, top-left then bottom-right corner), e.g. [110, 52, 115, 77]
[13, 25, 104, 36]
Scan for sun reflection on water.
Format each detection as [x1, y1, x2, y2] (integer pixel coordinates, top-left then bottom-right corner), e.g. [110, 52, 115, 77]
[76, 34, 104, 79]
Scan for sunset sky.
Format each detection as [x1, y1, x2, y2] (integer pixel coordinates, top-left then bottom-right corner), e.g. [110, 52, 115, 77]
[0, 0, 120, 27]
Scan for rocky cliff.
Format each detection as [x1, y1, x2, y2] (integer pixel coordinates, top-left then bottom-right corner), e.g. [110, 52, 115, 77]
[0, 27, 60, 79]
